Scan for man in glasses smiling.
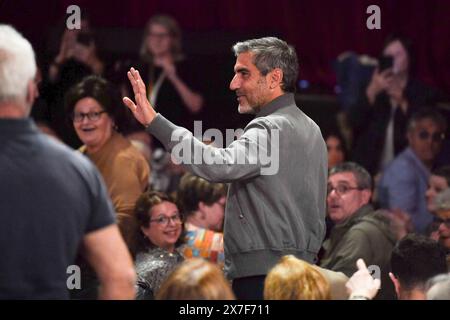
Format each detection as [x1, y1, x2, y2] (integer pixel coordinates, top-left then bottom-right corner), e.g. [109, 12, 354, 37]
[378, 109, 447, 234]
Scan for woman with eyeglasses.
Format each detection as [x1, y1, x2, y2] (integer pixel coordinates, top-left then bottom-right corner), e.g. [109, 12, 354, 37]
[65, 75, 150, 254]
[120, 15, 203, 138]
[134, 191, 185, 300]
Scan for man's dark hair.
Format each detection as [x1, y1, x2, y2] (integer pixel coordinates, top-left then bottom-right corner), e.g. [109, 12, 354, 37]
[390, 234, 447, 291]
[407, 108, 448, 133]
[432, 165, 450, 186]
[232, 37, 299, 93]
[329, 162, 372, 190]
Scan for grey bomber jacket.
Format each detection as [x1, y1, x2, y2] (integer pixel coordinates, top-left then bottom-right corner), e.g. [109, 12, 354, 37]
[146, 93, 327, 279]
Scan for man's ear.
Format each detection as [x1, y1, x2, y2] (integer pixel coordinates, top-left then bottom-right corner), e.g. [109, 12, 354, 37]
[269, 68, 283, 89]
[361, 189, 372, 205]
[25, 79, 38, 110]
[389, 272, 401, 298]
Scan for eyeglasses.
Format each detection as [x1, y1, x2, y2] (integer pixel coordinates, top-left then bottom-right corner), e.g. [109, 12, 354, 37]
[435, 217, 450, 228]
[150, 213, 182, 227]
[418, 130, 445, 143]
[72, 111, 106, 123]
[148, 32, 171, 39]
[327, 184, 362, 196]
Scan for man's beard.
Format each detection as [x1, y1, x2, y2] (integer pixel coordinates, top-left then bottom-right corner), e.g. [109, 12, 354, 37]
[238, 102, 261, 115]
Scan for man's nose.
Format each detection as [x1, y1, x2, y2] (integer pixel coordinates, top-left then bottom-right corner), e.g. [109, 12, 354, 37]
[326, 193, 335, 203]
[230, 75, 239, 91]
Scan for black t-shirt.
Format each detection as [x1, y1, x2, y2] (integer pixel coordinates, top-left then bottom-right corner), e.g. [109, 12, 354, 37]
[0, 119, 115, 299]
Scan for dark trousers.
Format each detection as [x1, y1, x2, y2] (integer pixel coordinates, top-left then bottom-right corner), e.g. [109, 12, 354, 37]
[232, 275, 266, 300]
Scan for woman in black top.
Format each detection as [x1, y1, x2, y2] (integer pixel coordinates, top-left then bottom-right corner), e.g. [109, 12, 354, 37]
[134, 15, 203, 133]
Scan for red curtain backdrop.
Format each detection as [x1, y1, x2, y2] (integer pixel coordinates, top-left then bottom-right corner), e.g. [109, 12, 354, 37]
[1, 0, 449, 92]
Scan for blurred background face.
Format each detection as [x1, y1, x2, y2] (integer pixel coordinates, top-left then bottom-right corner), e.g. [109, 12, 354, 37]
[327, 172, 369, 224]
[426, 175, 449, 212]
[436, 210, 450, 250]
[202, 196, 226, 232]
[383, 40, 409, 75]
[326, 135, 345, 169]
[141, 201, 182, 251]
[408, 119, 443, 165]
[146, 23, 172, 57]
[73, 97, 113, 151]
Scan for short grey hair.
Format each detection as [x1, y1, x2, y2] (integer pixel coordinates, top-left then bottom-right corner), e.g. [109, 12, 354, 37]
[425, 274, 450, 300]
[329, 162, 372, 190]
[0, 25, 36, 104]
[232, 37, 299, 93]
[407, 108, 448, 133]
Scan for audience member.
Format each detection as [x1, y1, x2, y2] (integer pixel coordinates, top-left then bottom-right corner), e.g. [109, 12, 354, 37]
[350, 35, 440, 175]
[66, 75, 150, 252]
[177, 173, 227, 267]
[425, 274, 450, 300]
[122, 14, 203, 138]
[426, 165, 450, 213]
[156, 258, 235, 300]
[320, 162, 396, 299]
[378, 109, 447, 233]
[134, 191, 185, 300]
[0, 24, 135, 299]
[389, 234, 447, 300]
[264, 255, 331, 300]
[48, 16, 103, 82]
[324, 131, 347, 169]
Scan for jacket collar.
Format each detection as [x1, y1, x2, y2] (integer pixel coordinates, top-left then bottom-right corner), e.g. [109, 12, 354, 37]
[0, 118, 37, 135]
[256, 93, 295, 117]
[335, 204, 374, 230]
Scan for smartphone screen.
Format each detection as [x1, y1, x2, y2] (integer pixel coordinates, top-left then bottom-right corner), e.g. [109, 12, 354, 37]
[378, 55, 393, 72]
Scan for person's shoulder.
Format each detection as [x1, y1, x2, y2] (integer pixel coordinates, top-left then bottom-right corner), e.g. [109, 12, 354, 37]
[383, 149, 417, 175]
[38, 136, 108, 191]
[246, 116, 279, 132]
[115, 136, 149, 166]
[136, 248, 182, 274]
[38, 134, 93, 169]
[352, 210, 392, 237]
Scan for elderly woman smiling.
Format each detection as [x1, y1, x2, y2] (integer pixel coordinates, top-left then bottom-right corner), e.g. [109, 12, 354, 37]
[65, 75, 150, 252]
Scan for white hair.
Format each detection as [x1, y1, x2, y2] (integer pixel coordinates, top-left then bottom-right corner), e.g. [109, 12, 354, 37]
[0, 25, 37, 104]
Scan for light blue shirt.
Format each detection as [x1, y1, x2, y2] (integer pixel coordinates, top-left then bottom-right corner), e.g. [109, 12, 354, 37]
[378, 147, 432, 234]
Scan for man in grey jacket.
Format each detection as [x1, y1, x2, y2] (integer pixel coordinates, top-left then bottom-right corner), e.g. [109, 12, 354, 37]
[124, 37, 327, 299]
